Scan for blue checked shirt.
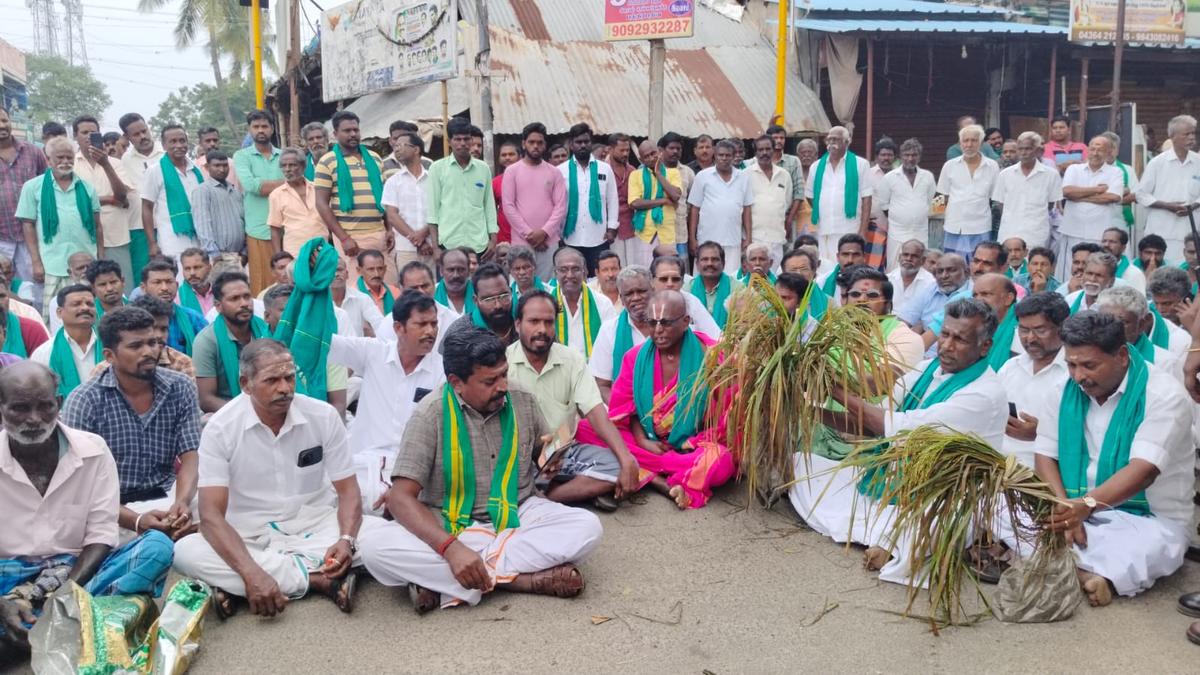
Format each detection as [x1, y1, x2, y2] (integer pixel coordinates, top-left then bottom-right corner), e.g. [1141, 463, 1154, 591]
[61, 366, 201, 502]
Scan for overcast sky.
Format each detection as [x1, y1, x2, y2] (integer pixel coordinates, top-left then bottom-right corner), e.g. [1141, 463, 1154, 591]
[0, 0, 317, 129]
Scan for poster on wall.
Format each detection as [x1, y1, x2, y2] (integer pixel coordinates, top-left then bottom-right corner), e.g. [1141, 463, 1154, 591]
[604, 0, 696, 41]
[1069, 0, 1186, 45]
[320, 0, 458, 102]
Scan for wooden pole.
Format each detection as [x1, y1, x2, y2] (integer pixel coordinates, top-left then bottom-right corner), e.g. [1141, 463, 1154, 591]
[865, 38, 874, 160]
[1109, 0, 1126, 132]
[649, 39, 666, 140]
[251, 0, 264, 108]
[1079, 57, 1089, 134]
[774, 0, 788, 124]
[476, 0, 493, 170]
[287, 0, 300, 145]
[1047, 44, 1057, 120]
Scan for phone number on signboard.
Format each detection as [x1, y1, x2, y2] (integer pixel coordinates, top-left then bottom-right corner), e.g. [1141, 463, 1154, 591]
[607, 18, 692, 38]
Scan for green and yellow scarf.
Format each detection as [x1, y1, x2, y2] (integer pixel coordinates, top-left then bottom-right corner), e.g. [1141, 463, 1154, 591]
[810, 152, 859, 225]
[440, 384, 520, 534]
[38, 170, 95, 244]
[633, 328, 708, 448]
[564, 159, 602, 239]
[332, 144, 383, 214]
[160, 155, 204, 238]
[2, 313, 25, 357]
[631, 165, 665, 233]
[213, 315, 269, 397]
[986, 307, 1018, 370]
[1058, 347, 1150, 515]
[555, 284, 601, 357]
[48, 328, 101, 397]
[690, 273, 732, 329]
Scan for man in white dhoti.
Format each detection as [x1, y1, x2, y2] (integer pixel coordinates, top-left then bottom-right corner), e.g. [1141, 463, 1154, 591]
[359, 324, 603, 613]
[174, 339, 385, 617]
[789, 297, 1007, 584]
[1029, 311, 1193, 606]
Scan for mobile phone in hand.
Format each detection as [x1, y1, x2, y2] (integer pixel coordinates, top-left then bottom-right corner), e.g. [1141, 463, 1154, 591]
[1008, 402, 1018, 418]
[89, 132, 104, 149]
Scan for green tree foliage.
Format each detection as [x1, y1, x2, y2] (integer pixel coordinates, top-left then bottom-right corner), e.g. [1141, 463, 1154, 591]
[25, 54, 113, 128]
[151, 78, 259, 154]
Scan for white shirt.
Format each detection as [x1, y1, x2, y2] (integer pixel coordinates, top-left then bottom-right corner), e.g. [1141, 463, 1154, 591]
[805, 154, 873, 236]
[197, 393, 356, 534]
[688, 167, 753, 247]
[1059, 162, 1124, 239]
[337, 287, 390, 338]
[559, 158, 619, 248]
[31, 330, 99, 384]
[380, 164, 428, 253]
[997, 349, 1070, 467]
[1033, 363, 1194, 525]
[588, 313, 648, 382]
[559, 288, 616, 356]
[1118, 262, 1146, 293]
[1161, 317, 1191, 356]
[746, 162, 792, 244]
[74, 153, 133, 248]
[992, 161, 1063, 247]
[1136, 149, 1200, 245]
[937, 155, 1000, 235]
[887, 267, 936, 318]
[884, 359, 1008, 449]
[139, 158, 204, 258]
[683, 293, 722, 340]
[120, 144, 164, 233]
[875, 166, 936, 234]
[328, 335, 444, 455]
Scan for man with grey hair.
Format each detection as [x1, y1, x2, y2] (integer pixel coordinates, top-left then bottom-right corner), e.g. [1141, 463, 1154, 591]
[805, 126, 872, 260]
[946, 115, 1000, 160]
[936, 124, 999, 261]
[1064, 251, 1118, 313]
[875, 138, 935, 271]
[992, 131, 1062, 248]
[300, 122, 329, 181]
[1100, 131, 1139, 233]
[887, 238, 935, 317]
[1145, 266, 1193, 353]
[1136, 114, 1200, 263]
[687, 139, 752, 275]
[589, 265, 654, 402]
[1094, 286, 1181, 381]
[268, 147, 325, 257]
[795, 138, 820, 234]
[1060, 136, 1124, 278]
[174, 339, 386, 617]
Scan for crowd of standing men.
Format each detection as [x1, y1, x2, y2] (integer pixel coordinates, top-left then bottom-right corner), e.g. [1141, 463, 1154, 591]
[2, 99, 1200, 665]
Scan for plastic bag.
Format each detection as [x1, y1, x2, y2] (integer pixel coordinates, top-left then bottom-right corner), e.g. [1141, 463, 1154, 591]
[133, 580, 211, 675]
[993, 543, 1083, 623]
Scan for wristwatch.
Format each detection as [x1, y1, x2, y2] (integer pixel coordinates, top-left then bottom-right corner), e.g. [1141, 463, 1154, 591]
[1081, 494, 1098, 514]
[339, 534, 357, 553]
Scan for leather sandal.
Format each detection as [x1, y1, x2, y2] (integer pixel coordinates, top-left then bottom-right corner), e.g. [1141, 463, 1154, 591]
[528, 563, 585, 598]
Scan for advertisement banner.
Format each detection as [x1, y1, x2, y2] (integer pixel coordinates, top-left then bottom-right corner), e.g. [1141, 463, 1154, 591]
[1069, 0, 1186, 46]
[604, 0, 696, 41]
[321, 0, 457, 102]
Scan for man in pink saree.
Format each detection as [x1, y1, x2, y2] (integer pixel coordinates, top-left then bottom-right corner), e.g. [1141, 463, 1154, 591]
[579, 290, 734, 508]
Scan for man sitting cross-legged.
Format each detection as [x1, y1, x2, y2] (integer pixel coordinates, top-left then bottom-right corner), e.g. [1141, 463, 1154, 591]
[789, 298, 1007, 583]
[359, 324, 603, 613]
[173, 339, 385, 617]
[605, 290, 734, 509]
[0, 362, 173, 664]
[506, 290, 638, 512]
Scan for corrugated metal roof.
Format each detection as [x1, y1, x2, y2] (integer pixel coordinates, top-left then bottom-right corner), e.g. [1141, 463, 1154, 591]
[486, 27, 829, 136]
[791, 17, 1066, 35]
[775, 0, 1007, 14]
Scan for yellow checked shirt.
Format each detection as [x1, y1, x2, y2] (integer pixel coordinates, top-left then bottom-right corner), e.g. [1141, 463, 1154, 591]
[627, 165, 681, 244]
[312, 148, 385, 234]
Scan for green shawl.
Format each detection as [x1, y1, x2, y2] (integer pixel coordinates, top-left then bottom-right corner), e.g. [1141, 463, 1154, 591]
[1148, 306, 1172, 350]
[177, 281, 206, 316]
[1115, 255, 1131, 280]
[1058, 347, 1151, 515]
[304, 153, 316, 181]
[633, 328, 708, 448]
[986, 307, 1018, 370]
[631, 165, 665, 233]
[160, 155, 204, 237]
[810, 152, 859, 226]
[48, 328, 101, 397]
[611, 309, 636, 381]
[435, 279, 477, 318]
[94, 296, 127, 322]
[690, 274, 732, 329]
[1133, 334, 1156, 363]
[274, 237, 339, 400]
[736, 269, 776, 284]
[440, 384, 520, 534]
[808, 282, 829, 319]
[357, 277, 394, 314]
[859, 357, 990, 497]
[564, 159, 602, 239]
[1004, 261, 1027, 279]
[820, 264, 841, 297]
[2, 313, 25, 357]
[38, 170, 95, 245]
[213, 315, 269, 397]
[332, 144, 383, 214]
[1115, 161, 1135, 226]
[1069, 291, 1086, 314]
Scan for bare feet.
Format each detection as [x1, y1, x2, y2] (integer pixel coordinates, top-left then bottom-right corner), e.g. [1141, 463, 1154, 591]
[864, 546, 891, 571]
[667, 485, 691, 509]
[1077, 570, 1113, 607]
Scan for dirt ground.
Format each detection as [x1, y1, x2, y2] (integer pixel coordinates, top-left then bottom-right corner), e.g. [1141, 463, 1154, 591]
[173, 484, 1200, 675]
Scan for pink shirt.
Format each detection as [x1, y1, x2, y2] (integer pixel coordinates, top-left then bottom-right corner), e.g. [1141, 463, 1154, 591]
[0, 424, 120, 558]
[501, 159, 567, 247]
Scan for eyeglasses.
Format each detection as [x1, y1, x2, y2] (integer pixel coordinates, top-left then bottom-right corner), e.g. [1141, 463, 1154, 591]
[1017, 325, 1057, 339]
[656, 275, 683, 284]
[477, 293, 511, 306]
[646, 315, 685, 328]
[847, 290, 884, 300]
[556, 265, 584, 276]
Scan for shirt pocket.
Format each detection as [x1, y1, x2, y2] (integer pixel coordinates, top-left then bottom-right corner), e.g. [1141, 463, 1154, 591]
[55, 503, 89, 550]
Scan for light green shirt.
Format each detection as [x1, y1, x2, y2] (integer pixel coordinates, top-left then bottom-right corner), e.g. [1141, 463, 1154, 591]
[233, 145, 283, 240]
[14, 173, 100, 278]
[425, 155, 497, 252]
[505, 341, 602, 434]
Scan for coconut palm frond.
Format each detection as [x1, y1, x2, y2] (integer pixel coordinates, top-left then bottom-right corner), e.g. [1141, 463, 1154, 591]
[698, 276, 897, 502]
[840, 425, 1065, 631]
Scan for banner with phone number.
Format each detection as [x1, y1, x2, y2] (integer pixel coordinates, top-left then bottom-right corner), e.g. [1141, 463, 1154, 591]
[604, 0, 696, 42]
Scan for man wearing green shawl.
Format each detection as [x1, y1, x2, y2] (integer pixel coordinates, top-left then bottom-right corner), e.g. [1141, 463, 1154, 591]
[176, 248, 215, 317]
[354, 249, 399, 315]
[1093, 286, 1181, 377]
[433, 248, 474, 316]
[1100, 227, 1146, 292]
[1146, 266, 1194, 354]
[192, 272, 268, 413]
[85, 259, 127, 322]
[14, 137, 103, 317]
[589, 265, 655, 403]
[139, 259, 207, 356]
[551, 247, 615, 357]
[359, 324, 601, 611]
[558, 123, 619, 276]
[804, 126, 872, 260]
[689, 242, 742, 329]
[737, 242, 778, 285]
[444, 263, 517, 346]
[973, 273, 1023, 369]
[138, 125, 202, 261]
[29, 284, 100, 397]
[262, 282, 347, 419]
[1063, 251, 1118, 315]
[790, 298, 1007, 584]
[1026, 312, 1193, 606]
